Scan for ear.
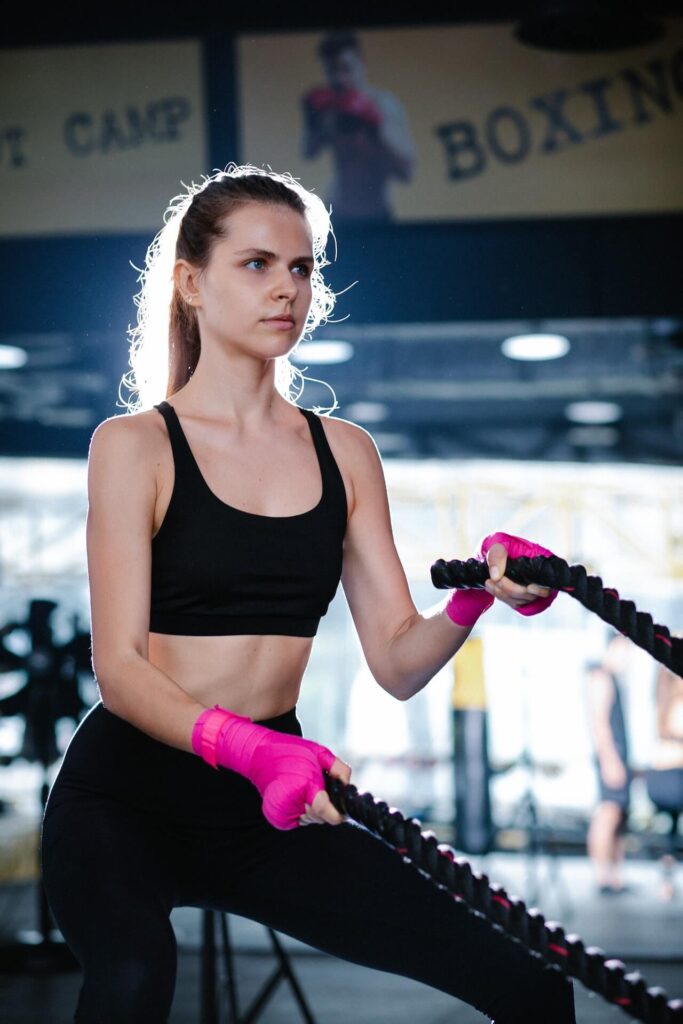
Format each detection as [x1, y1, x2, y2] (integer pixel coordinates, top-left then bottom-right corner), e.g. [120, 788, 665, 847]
[173, 258, 202, 304]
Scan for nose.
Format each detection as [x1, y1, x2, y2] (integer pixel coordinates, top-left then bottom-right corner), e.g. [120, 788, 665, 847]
[271, 264, 299, 301]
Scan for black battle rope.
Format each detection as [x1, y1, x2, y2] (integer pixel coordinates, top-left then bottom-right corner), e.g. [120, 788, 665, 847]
[429, 554, 682, 677]
[321, 554, 683, 1021]
[325, 776, 683, 1023]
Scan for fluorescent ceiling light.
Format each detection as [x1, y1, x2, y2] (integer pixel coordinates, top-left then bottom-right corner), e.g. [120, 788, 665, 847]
[565, 401, 622, 424]
[291, 341, 354, 364]
[501, 333, 570, 361]
[0, 345, 28, 369]
[344, 402, 389, 423]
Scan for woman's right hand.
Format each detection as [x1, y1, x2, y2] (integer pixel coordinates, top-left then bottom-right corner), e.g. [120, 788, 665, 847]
[192, 706, 350, 830]
[299, 756, 352, 827]
[250, 732, 350, 830]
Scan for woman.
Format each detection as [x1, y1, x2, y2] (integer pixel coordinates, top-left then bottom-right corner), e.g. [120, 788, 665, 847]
[40, 164, 576, 1023]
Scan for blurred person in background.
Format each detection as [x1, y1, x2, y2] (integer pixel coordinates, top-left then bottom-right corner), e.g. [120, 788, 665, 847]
[301, 30, 416, 222]
[645, 661, 683, 901]
[585, 632, 633, 894]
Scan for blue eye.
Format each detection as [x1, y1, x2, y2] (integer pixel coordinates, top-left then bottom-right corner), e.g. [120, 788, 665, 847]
[293, 263, 312, 277]
[245, 258, 265, 270]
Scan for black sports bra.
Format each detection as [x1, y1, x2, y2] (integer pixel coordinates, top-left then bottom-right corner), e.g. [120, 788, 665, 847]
[149, 401, 348, 637]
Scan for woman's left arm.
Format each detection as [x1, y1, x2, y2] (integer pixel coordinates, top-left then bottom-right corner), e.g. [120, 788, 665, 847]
[337, 422, 548, 701]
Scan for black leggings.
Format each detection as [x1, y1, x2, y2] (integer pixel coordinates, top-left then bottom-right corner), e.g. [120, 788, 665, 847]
[41, 701, 576, 1024]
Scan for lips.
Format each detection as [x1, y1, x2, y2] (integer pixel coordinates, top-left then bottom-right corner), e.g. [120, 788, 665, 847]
[264, 315, 295, 326]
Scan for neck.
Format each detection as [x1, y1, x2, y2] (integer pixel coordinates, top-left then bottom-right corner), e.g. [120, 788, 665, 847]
[171, 348, 292, 427]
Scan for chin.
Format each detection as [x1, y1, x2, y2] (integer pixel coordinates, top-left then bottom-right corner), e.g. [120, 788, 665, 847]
[265, 340, 300, 360]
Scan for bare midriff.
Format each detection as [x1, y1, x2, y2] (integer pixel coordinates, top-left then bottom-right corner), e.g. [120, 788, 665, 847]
[147, 630, 314, 721]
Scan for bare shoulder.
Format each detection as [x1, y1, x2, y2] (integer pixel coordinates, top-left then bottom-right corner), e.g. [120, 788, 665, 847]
[88, 407, 168, 502]
[317, 414, 385, 519]
[89, 407, 165, 460]
[318, 413, 382, 472]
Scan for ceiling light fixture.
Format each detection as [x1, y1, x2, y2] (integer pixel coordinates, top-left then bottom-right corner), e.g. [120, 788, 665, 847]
[501, 333, 570, 361]
[291, 341, 354, 364]
[0, 345, 28, 369]
[565, 401, 622, 424]
[344, 402, 389, 423]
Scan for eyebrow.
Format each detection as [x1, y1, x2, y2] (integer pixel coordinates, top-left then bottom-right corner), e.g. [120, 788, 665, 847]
[234, 247, 314, 265]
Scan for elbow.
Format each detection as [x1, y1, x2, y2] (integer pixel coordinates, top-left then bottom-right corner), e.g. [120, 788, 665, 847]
[377, 681, 410, 702]
[370, 614, 425, 700]
[94, 675, 120, 717]
[93, 651, 144, 712]
[93, 670, 121, 714]
[373, 670, 421, 703]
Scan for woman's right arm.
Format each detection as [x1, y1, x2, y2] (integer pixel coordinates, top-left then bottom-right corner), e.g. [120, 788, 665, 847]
[86, 415, 350, 826]
[86, 415, 206, 752]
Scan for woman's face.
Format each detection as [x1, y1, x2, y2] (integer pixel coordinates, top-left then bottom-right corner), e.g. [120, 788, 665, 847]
[184, 200, 315, 360]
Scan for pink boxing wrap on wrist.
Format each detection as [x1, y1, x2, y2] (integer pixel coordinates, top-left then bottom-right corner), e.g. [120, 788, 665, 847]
[445, 588, 494, 627]
[191, 705, 249, 770]
[191, 705, 337, 831]
[444, 530, 559, 625]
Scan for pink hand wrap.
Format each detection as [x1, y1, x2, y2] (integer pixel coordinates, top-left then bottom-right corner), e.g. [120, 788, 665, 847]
[191, 705, 337, 831]
[445, 530, 559, 626]
[445, 585, 494, 627]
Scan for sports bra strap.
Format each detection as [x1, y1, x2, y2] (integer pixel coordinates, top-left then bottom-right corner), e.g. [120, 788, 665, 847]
[299, 408, 334, 476]
[153, 401, 197, 479]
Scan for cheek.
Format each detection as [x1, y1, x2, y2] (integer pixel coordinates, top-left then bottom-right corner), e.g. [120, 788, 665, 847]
[206, 281, 250, 317]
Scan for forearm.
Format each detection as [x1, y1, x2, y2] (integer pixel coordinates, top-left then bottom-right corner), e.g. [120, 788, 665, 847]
[381, 597, 472, 701]
[377, 124, 415, 180]
[95, 652, 207, 753]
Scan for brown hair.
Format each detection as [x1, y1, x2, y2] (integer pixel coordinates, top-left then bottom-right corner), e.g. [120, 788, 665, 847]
[120, 164, 337, 413]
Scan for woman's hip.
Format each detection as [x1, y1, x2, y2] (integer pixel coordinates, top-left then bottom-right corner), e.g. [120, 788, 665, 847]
[44, 698, 299, 829]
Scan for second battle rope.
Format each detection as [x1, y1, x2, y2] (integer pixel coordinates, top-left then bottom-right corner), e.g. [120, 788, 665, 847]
[430, 554, 682, 677]
[325, 776, 683, 1024]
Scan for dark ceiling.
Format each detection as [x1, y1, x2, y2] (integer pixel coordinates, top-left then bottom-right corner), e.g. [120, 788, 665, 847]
[5, 1, 683, 46]
[2, 2, 682, 464]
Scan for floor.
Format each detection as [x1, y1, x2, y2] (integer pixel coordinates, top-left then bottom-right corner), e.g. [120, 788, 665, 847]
[1, 853, 681, 1023]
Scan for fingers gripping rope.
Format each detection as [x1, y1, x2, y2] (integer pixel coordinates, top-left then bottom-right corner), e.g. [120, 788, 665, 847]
[430, 554, 682, 677]
[325, 777, 683, 1024]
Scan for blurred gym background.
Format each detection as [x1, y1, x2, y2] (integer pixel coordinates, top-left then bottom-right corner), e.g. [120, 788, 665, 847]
[1, 2, 682, 1021]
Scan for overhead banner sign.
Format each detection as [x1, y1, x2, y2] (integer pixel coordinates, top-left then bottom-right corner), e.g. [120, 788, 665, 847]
[0, 40, 208, 237]
[237, 19, 683, 223]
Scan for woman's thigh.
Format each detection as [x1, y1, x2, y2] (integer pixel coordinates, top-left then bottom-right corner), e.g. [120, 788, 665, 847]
[41, 794, 180, 1023]
[192, 819, 576, 1024]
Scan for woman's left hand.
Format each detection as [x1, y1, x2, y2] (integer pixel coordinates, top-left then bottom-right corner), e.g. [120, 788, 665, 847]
[479, 531, 558, 617]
